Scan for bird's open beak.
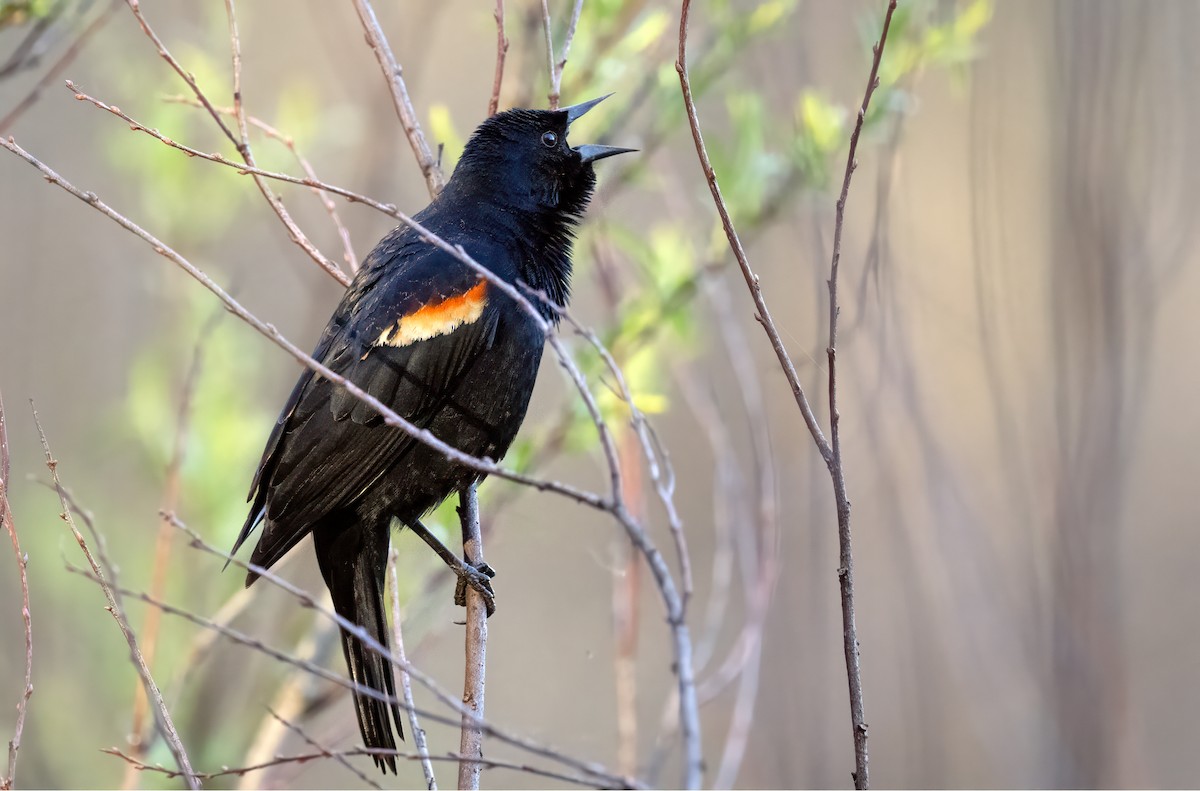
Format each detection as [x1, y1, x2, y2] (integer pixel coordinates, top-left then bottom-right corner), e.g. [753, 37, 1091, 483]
[563, 94, 614, 125]
[574, 143, 637, 164]
[561, 95, 637, 163]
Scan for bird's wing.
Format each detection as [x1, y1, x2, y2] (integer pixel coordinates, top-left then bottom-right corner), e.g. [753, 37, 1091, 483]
[232, 238, 503, 573]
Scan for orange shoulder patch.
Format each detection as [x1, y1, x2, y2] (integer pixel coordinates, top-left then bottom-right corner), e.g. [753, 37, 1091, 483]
[374, 280, 488, 348]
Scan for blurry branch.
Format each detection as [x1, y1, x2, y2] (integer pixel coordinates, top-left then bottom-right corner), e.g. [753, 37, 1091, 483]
[677, 0, 898, 787]
[0, 0, 119, 134]
[267, 708, 381, 790]
[0, 0, 65, 79]
[456, 488, 486, 791]
[389, 548, 436, 790]
[538, 0, 584, 109]
[488, 0, 509, 117]
[0, 391, 32, 791]
[123, 315, 212, 790]
[236, 606, 336, 790]
[350, 0, 444, 196]
[31, 406, 199, 789]
[107, 746, 615, 788]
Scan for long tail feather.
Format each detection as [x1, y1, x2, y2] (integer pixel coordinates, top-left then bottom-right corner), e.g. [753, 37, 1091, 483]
[313, 518, 403, 774]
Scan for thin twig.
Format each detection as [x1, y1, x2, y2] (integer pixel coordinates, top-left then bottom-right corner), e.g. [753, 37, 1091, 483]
[389, 547, 436, 790]
[675, 0, 830, 463]
[676, 1, 897, 786]
[31, 406, 199, 789]
[123, 0, 238, 147]
[488, 0, 509, 117]
[236, 607, 335, 790]
[222, 0, 349, 285]
[105, 745, 613, 788]
[825, 4, 897, 787]
[539, 0, 585, 109]
[0, 0, 119, 134]
[349, 0, 444, 197]
[267, 708, 381, 790]
[166, 514, 638, 789]
[162, 96, 360, 272]
[124, 314, 213, 789]
[69, 553, 638, 791]
[457, 485, 486, 791]
[538, 0, 557, 108]
[0, 391, 32, 791]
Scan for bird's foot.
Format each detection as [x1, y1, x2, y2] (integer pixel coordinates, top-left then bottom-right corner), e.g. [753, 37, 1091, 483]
[454, 561, 496, 616]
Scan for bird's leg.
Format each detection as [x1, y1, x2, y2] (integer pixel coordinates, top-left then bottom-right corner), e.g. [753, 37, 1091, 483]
[403, 517, 496, 616]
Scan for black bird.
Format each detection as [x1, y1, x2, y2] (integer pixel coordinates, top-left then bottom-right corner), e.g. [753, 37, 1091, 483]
[230, 96, 632, 773]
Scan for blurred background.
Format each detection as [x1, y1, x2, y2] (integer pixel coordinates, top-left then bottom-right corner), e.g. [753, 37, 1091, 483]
[2, 0, 1198, 788]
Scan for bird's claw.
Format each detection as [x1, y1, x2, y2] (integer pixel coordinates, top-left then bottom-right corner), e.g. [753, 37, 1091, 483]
[454, 561, 496, 616]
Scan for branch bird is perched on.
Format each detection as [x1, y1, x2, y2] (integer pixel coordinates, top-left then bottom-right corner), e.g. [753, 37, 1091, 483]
[230, 96, 633, 773]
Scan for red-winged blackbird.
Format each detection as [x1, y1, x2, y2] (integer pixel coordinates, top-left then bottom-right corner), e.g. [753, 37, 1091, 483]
[230, 96, 632, 773]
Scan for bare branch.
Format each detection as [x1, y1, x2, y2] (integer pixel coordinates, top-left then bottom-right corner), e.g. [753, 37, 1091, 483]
[539, 0, 585, 110]
[124, 316, 213, 789]
[677, 1, 898, 787]
[675, 0, 831, 462]
[123, 0, 238, 147]
[488, 0, 509, 117]
[106, 745, 614, 788]
[824, 4, 898, 787]
[31, 407, 199, 789]
[349, 0, 444, 197]
[0, 0, 120, 134]
[389, 547, 436, 790]
[166, 514, 639, 789]
[457, 485, 486, 791]
[1, 391, 32, 791]
[268, 708, 381, 790]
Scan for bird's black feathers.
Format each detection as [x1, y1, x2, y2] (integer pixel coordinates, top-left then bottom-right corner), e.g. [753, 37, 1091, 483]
[232, 101, 631, 773]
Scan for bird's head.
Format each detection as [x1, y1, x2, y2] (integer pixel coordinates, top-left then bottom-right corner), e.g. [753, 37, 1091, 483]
[446, 95, 634, 219]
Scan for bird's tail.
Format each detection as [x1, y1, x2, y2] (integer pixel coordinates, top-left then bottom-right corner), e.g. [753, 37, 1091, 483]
[313, 518, 403, 774]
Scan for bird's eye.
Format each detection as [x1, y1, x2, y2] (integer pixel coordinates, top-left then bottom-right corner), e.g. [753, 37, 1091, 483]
[541, 131, 558, 148]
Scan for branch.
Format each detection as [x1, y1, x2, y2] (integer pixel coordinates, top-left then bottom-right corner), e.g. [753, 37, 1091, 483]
[31, 406, 199, 789]
[539, 0, 585, 109]
[106, 745, 613, 788]
[164, 96, 360, 272]
[122, 1, 350, 285]
[488, 0, 509, 117]
[457, 485, 486, 791]
[123, 315, 212, 790]
[349, 0, 444, 197]
[388, 547, 436, 790]
[675, 0, 830, 463]
[676, 1, 898, 787]
[267, 708, 381, 790]
[0, 391, 32, 791]
[0, 0, 119, 134]
[166, 514, 639, 789]
[825, 4, 898, 787]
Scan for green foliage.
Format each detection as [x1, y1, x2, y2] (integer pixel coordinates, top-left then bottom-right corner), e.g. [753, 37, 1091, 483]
[0, 0, 54, 27]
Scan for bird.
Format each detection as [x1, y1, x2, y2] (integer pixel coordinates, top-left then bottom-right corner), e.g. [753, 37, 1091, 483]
[229, 95, 633, 773]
